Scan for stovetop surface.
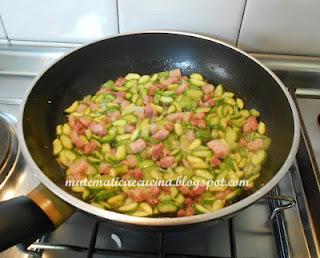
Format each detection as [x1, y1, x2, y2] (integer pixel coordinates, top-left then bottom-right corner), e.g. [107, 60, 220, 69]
[0, 46, 319, 258]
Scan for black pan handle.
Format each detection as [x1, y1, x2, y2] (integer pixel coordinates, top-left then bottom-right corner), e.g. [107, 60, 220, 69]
[0, 184, 75, 251]
[0, 196, 54, 251]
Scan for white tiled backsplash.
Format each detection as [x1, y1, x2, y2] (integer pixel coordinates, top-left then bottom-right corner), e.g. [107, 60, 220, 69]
[118, 0, 246, 45]
[238, 0, 320, 56]
[0, 0, 319, 56]
[0, 0, 118, 43]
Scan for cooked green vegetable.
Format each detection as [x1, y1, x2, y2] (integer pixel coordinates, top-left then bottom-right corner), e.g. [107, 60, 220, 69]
[53, 69, 271, 218]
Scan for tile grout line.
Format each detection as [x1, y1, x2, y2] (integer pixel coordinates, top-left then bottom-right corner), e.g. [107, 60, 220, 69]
[0, 15, 11, 45]
[116, 0, 120, 34]
[235, 0, 248, 47]
[7, 39, 80, 47]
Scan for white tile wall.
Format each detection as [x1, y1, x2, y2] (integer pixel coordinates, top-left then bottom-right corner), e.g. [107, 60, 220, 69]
[0, 0, 118, 43]
[118, 0, 246, 45]
[238, 0, 320, 56]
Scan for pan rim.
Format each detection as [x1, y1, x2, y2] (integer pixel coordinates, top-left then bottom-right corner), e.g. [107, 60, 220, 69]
[17, 30, 300, 226]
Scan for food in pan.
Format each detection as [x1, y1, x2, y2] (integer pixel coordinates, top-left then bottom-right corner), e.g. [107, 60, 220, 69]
[52, 69, 271, 217]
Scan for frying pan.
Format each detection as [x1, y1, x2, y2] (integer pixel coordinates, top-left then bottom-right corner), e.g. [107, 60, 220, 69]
[0, 31, 300, 250]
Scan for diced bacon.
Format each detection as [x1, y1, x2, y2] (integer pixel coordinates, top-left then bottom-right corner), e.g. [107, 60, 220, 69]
[169, 68, 182, 78]
[99, 163, 111, 175]
[129, 139, 147, 154]
[177, 209, 187, 217]
[148, 84, 166, 96]
[215, 188, 233, 200]
[167, 112, 183, 121]
[68, 159, 89, 180]
[203, 94, 212, 102]
[190, 119, 198, 127]
[183, 112, 192, 122]
[146, 186, 161, 206]
[115, 77, 126, 87]
[144, 96, 153, 105]
[190, 118, 199, 126]
[114, 92, 125, 104]
[243, 116, 259, 133]
[88, 101, 99, 111]
[203, 99, 215, 107]
[162, 76, 179, 86]
[247, 138, 264, 151]
[182, 159, 192, 169]
[76, 103, 88, 113]
[109, 111, 120, 121]
[70, 131, 86, 148]
[82, 140, 99, 154]
[149, 143, 164, 161]
[152, 128, 170, 141]
[74, 122, 86, 134]
[197, 119, 207, 128]
[192, 185, 207, 196]
[127, 155, 137, 168]
[208, 99, 215, 106]
[121, 173, 131, 180]
[148, 186, 161, 199]
[69, 116, 86, 134]
[124, 124, 136, 133]
[97, 87, 111, 95]
[121, 100, 130, 109]
[150, 123, 159, 134]
[97, 88, 111, 95]
[186, 207, 195, 216]
[159, 156, 176, 168]
[178, 185, 193, 197]
[203, 84, 215, 95]
[162, 148, 170, 157]
[207, 140, 230, 158]
[137, 112, 145, 120]
[102, 115, 111, 125]
[239, 138, 247, 147]
[211, 157, 221, 168]
[79, 116, 91, 127]
[164, 122, 174, 132]
[89, 123, 106, 136]
[145, 103, 155, 118]
[184, 197, 193, 207]
[148, 85, 158, 96]
[113, 92, 125, 98]
[191, 113, 206, 128]
[132, 168, 143, 180]
[127, 189, 147, 202]
[175, 83, 188, 94]
[160, 186, 171, 193]
[185, 130, 196, 141]
[68, 115, 76, 128]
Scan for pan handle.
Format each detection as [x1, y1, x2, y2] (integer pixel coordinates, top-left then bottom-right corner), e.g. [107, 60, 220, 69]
[0, 184, 74, 251]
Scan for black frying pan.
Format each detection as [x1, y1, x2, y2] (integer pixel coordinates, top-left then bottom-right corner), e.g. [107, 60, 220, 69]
[0, 32, 300, 251]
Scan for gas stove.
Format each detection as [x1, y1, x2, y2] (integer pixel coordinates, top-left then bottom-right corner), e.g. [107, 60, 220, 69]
[0, 46, 319, 258]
